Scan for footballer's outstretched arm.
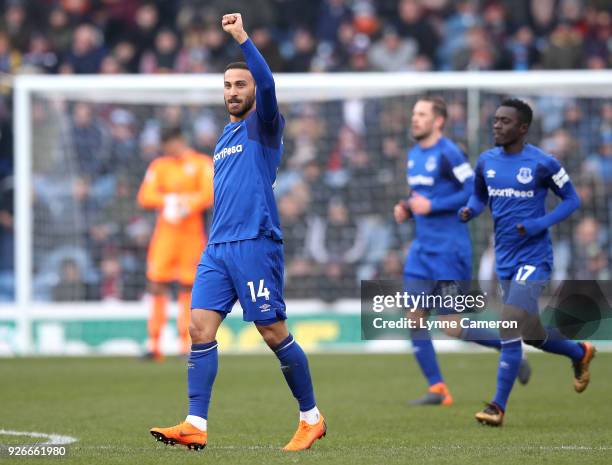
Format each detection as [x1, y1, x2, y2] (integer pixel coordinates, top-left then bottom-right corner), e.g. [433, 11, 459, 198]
[459, 158, 487, 222]
[222, 13, 278, 122]
[517, 159, 581, 236]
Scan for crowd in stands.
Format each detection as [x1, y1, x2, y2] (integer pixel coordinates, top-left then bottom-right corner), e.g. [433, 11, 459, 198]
[0, 0, 610, 302]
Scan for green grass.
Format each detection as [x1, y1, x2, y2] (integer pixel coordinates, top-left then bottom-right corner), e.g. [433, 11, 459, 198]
[1, 353, 611, 464]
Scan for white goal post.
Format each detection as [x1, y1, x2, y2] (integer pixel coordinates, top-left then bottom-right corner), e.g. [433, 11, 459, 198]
[10, 70, 612, 355]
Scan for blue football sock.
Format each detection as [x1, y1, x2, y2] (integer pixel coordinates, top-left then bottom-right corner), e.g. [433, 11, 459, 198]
[492, 339, 522, 411]
[187, 341, 218, 419]
[539, 328, 585, 361]
[459, 327, 502, 350]
[411, 328, 443, 386]
[273, 334, 316, 411]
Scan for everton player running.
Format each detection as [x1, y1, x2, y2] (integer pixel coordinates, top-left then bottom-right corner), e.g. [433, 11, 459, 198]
[459, 99, 595, 426]
[394, 96, 531, 406]
[150, 13, 325, 451]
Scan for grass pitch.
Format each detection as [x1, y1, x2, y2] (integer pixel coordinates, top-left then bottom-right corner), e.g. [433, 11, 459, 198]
[1, 352, 611, 464]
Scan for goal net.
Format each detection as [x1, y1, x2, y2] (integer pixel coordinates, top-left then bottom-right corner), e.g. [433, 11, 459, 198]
[6, 70, 612, 354]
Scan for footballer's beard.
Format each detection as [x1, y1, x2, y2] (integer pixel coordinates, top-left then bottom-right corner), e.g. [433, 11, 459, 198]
[225, 94, 255, 118]
[412, 128, 432, 141]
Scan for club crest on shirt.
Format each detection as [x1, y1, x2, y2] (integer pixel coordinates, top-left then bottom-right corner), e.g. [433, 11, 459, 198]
[425, 156, 437, 172]
[486, 169, 496, 178]
[516, 167, 533, 184]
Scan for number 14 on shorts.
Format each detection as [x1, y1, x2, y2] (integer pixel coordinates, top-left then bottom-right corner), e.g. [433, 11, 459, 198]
[247, 279, 270, 302]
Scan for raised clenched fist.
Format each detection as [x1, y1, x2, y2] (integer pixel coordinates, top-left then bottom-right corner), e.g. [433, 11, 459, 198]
[221, 13, 248, 44]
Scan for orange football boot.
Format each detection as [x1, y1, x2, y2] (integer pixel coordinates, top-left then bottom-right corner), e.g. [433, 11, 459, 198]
[150, 421, 207, 450]
[573, 342, 596, 393]
[282, 416, 327, 451]
[410, 382, 453, 406]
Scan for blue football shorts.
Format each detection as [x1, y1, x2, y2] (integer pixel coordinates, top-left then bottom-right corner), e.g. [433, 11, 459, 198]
[499, 263, 551, 314]
[191, 235, 287, 324]
[403, 246, 472, 315]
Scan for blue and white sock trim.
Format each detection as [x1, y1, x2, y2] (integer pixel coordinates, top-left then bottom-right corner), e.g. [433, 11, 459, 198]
[191, 341, 218, 353]
[274, 334, 295, 353]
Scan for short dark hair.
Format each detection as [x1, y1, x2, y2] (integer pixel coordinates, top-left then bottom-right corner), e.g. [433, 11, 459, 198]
[500, 98, 533, 126]
[417, 95, 448, 120]
[160, 126, 184, 143]
[224, 61, 249, 73]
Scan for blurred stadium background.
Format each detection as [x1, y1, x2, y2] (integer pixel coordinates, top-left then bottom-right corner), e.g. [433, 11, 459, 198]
[0, 0, 610, 355]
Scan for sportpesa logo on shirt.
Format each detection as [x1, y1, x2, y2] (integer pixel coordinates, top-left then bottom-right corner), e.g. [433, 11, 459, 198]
[487, 186, 534, 198]
[214, 144, 243, 162]
[408, 175, 435, 186]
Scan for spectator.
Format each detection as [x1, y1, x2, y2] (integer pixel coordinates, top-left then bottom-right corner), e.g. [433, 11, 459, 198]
[100, 54, 123, 74]
[306, 197, 365, 300]
[368, 26, 417, 72]
[48, 7, 73, 53]
[395, 0, 439, 62]
[316, 0, 353, 44]
[373, 249, 404, 280]
[541, 22, 583, 69]
[100, 252, 123, 300]
[572, 217, 610, 280]
[66, 102, 109, 177]
[528, 0, 557, 39]
[250, 27, 285, 72]
[583, 9, 611, 65]
[63, 24, 106, 74]
[286, 29, 317, 72]
[140, 28, 186, 74]
[180, 25, 208, 74]
[201, 25, 230, 72]
[584, 136, 612, 184]
[32, 189, 57, 267]
[0, 31, 21, 74]
[108, 108, 141, 174]
[1, 1, 31, 52]
[52, 257, 97, 301]
[130, 2, 160, 59]
[22, 34, 59, 74]
[438, 0, 478, 70]
[307, 197, 367, 267]
[508, 25, 540, 71]
[452, 26, 511, 71]
[112, 39, 139, 73]
[482, 1, 514, 45]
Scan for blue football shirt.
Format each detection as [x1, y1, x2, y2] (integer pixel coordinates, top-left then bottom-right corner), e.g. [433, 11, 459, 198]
[208, 39, 285, 244]
[472, 143, 576, 275]
[406, 136, 474, 253]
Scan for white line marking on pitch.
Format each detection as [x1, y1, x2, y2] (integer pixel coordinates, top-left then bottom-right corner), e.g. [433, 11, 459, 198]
[0, 429, 78, 445]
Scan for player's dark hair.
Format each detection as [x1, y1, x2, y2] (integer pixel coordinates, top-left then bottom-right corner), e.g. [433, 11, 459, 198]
[160, 126, 184, 143]
[417, 96, 448, 121]
[224, 61, 249, 73]
[500, 98, 533, 127]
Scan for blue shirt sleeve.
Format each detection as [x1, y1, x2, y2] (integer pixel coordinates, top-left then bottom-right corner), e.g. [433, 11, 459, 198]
[522, 156, 580, 236]
[430, 149, 474, 213]
[465, 156, 488, 217]
[240, 38, 278, 124]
